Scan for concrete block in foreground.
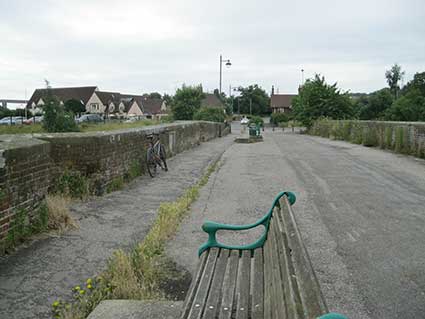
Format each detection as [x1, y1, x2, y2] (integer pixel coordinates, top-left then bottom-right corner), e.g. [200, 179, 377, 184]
[87, 300, 183, 319]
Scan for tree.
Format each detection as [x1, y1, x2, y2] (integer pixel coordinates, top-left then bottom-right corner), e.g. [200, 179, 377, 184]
[384, 89, 425, 121]
[401, 71, 425, 96]
[270, 112, 291, 125]
[236, 85, 269, 115]
[355, 88, 393, 120]
[163, 93, 173, 105]
[143, 92, 162, 99]
[292, 74, 353, 127]
[385, 63, 405, 99]
[42, 82, 79, 132]
[171, 84, 205, 120]
[193, 107, 226, 122]
[64, 99, 86, 116]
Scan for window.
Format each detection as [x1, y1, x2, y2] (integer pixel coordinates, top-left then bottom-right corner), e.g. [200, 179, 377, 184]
[91, 103, 99, 111]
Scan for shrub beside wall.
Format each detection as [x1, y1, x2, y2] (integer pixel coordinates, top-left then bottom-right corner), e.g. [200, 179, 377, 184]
[0, 121, 228, 250]
[310, 119, 425, 158]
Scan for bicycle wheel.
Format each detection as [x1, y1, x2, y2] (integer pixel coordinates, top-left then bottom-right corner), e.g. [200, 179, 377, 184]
[159, 144, 168, 171]
[146, 147, 157, 177]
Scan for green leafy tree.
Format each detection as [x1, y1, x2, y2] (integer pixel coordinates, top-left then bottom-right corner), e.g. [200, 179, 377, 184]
[270, 112, 291, 125]
[42, 82, 79, 132]
[143, 92, 162, 99]
[292, 74, 353, 127]
[384, 89, 425, 121]
[163, 93, 173, 105]
[64, 99, 86, 116]
[385, 63, 405, 99]
[193, 107, 226, 122]
[355, 88, 393, 120]
[171, 84, 205, 120]
[236, 85, 269, 115]
[401, 72, 425, 96]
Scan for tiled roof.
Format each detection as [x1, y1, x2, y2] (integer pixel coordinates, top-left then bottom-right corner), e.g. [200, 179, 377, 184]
[201, 93, 225, 108]
[270, 94, 297, 109]
[27, 86, 98, 107]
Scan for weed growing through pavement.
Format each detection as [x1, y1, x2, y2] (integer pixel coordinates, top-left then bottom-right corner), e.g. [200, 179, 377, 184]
[52, 161, 219, 319]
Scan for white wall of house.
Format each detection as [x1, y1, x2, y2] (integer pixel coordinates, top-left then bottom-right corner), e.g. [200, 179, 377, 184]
[127, 101, 143, 116]
[161, 101, 167, 111]
[85, 93, 105, 113]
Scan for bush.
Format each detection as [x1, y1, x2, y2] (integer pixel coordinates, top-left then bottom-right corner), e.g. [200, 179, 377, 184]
[193, 107, 226, 122]
[270, 112, 290, 125]
[42, 90, 80, 133]
[248, 115, 264, 126]
[171, 85, 204, 120]
[57, 170, 89, 199]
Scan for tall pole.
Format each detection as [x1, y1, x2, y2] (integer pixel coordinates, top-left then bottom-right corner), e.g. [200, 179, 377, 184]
[250, 98, 252, 115]
[301, 69, 304, 86]
[219, 54, 222, 94]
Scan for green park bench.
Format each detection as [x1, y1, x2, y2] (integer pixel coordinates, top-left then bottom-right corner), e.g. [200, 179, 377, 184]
[180, 191, 347, 319]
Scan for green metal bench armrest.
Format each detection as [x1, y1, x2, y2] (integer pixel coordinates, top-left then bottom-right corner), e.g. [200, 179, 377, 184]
[318, 313, 348, 319]
[198, 191, 296, 256]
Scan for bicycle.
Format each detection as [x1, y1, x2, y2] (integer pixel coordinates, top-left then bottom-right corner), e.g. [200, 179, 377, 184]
[146, 133, 168, 177]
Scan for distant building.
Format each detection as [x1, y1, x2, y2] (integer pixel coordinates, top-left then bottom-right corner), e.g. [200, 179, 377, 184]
[26, 86, 169, 119]
[201, 93, 225, 109]
[270, 86, 297, 113]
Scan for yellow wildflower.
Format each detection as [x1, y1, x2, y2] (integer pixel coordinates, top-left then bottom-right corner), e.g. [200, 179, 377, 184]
[86, 278, 92, 285]
[87, 284, 93, 289]
[52, 301, 60, 308]
[79, 289, 85, 295]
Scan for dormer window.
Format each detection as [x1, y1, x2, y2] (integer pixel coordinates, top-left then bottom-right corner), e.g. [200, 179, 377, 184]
[109, 103, 115, 112]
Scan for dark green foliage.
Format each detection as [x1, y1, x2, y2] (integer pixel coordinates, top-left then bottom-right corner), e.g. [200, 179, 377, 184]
[143, 92, 162, 99]
[292, 74, 353, 127]
[127, 160, 142, 181]
[193, 107, 226, 122]
[160, 115, 174, 123]
[106, 177, 124, 193]
[171, 85, 205, 120]
[64, 99, 86, 116]
[384, 90, 425, 121]
[42, 88, 80, 132]
[355, 89, 394, 120]
[57, 170, 89, 198]
[235, 85, 270, 115]
[385, 63, 405, 99]
[270, 112, 291, 125]
[248, 115, 264, 126]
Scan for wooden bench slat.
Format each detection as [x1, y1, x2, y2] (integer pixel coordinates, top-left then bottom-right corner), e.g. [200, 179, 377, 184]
[269, 218, 288, 319]
[274, 205, 304, 319]
[251, 248, 264, 319]
[181, 251, 210, 319]
[279, 197, 328, 317]
[187, 248, 219, 319]
[203, 249, 229, 319]
[236, 250, 251, 319]
[263, 229, 273, 319]
[219, 250, 239, 319]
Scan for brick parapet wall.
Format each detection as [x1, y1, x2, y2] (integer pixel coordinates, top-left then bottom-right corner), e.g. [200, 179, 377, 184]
[0, 121, 228, 243]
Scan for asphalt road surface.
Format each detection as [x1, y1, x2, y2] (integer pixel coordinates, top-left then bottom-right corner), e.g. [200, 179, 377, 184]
[170, 123, 425, 319]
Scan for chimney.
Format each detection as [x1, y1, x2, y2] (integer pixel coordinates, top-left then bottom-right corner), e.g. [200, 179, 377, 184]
[271, 85, 275, 96]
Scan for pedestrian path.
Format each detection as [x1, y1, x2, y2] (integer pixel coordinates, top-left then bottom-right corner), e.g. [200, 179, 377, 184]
[0, 132, 234, 319]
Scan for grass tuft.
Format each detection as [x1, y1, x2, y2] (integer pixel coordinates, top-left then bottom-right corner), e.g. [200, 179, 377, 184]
[46, 195, 79, 232]
[54, 161, 219, 318]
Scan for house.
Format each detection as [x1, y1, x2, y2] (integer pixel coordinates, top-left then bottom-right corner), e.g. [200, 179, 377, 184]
[201, 93, 225, 109]
[27, 86, 98, 115]
[26, 86, 168, 119]
[270, 86, 297, 113]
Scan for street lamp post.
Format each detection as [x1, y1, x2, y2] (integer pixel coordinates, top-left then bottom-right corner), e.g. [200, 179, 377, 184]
[301, 69, 305, 86]
[219, 54, 231, 94]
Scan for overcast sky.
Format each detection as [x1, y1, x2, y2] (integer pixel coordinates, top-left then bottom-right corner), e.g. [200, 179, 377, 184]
[1, 0, 424, 100]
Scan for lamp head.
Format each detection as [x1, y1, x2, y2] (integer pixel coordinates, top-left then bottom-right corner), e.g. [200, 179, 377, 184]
[225, 61, 232, 67]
